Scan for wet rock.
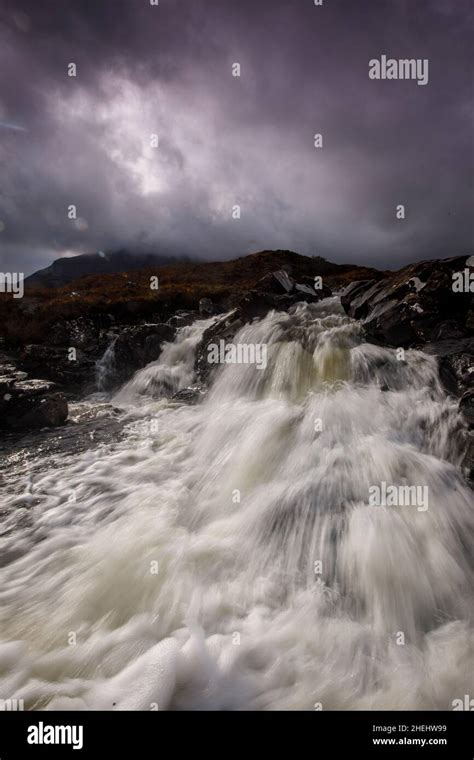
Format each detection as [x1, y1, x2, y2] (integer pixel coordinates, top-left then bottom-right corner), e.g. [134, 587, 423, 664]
[237, 290, 284, 320]
[171, 385, 207, 404]
[1, 378, 68, 430]
[195, 310, 243, 384]
[295, 283, 318, 297]
[340, 279, 378, 319]
[113, 323, 176, 386]
[460, 390, 474, 427]
[428, 338, 474, 398]
[199, 298, 214, 316]
[168, 310, 199, 328]
[463, 431, 474, 484]
[295, 275, 332, 300]
[16, 393, 68, 429]
[341, 255, 473, 349]
[12, 317, 176, 395]
[257, 270, 295, 294]
[19, 344, 96, 390]
[49, 315, 109, 350]
[13, 378, 56, 395]
[237, 270, 332, 323]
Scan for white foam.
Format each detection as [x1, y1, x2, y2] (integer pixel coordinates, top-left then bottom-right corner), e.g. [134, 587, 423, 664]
[0, 299, 472, 710]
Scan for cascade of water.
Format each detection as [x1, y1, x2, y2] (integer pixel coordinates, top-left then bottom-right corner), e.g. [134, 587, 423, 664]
[0, 297, 472, 711]
[95, 336, 118, 391]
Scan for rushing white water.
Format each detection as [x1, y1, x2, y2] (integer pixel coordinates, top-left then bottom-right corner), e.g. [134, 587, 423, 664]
[114, 318, 215, 405]
[0, 297, 473, 711]
[95, 336, 117, 392]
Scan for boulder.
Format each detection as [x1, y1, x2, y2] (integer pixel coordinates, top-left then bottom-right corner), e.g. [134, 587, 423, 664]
[199, 298, 214, 316]
[16, 392, 68, 428]
[257, 270, 295, 294]
[237, 270, 332, 322]
[1, 373, 68, 429]
[341, 255, 473, 349]
[195, 310, 243, 384]
[426, 338, 474, 398]
[112, 323, 176, 386]
[171, 385, 207, 404]
[167, 311, 199, 328]
[295, 275, 332, 300]
[19, 343, 96, 390]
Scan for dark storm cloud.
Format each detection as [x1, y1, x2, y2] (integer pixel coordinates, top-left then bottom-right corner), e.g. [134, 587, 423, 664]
[0, 0, 472, 275]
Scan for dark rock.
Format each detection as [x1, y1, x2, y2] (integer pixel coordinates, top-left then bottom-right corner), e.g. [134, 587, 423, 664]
[427, 338, 474, 398]
[19, 344, 96, 391]
[237, 290, 283, 320]
[463, 431, 474, 484]
[1, 375, 68, 429]
[341, 279, 378, 319]
[256, 270, 295, 294]
[48, 315, 110, 350]
[199, 298, 214, 316]
[295, 283, 317, 296]
[124, 300, 147, 316]
[13, 378, 56, 395]
[195, 310, 243, 384]
[112, 323, 176, 386]
[168, 311, 199, 328]
[171, 385, 207, 404]
[16, 393, 68, 428]
[460, 390, 474, 427]
[341, 255, 473, 349]
[13, 318, 176, 395]
[238, 270, 332, 322]
[424, 338, 474, 484]
[296, 276, 332, 300]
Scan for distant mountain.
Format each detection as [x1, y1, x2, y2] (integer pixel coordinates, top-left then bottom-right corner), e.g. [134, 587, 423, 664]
[25, 250, 190, 289]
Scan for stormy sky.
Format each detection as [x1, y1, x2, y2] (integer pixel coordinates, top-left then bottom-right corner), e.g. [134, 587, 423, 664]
[0, 0, 472, 276]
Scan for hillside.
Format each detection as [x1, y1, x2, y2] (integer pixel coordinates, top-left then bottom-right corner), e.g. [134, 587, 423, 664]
[24, 250, 190, 289]
[1, 250, 383, 345]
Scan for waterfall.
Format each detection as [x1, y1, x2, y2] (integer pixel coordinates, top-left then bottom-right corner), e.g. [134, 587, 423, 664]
[95, 336, 118, 391]
[113, 318, 215, 405]
[0, 297, 472, 711]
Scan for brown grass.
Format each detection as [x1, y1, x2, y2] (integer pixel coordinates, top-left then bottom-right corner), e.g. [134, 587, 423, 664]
[0, 251, 384, 346]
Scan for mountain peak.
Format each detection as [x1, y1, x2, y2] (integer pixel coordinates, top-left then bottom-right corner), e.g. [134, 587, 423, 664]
[25, 250, 187, 289]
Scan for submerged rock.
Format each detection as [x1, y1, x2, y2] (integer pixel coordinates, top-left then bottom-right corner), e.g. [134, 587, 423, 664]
[171, 385, 207, 405]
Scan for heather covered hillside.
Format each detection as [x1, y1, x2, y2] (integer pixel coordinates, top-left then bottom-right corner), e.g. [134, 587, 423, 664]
[0, 250, 383, 345]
